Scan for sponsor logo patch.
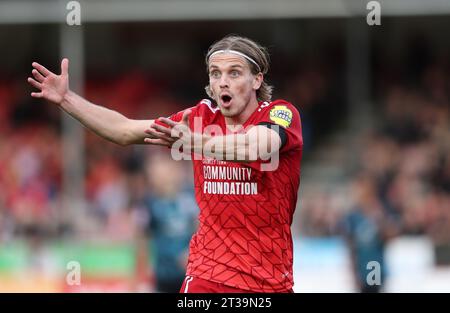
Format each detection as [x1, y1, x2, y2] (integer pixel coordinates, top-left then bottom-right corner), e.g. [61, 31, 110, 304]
[269, 105, 292, 128]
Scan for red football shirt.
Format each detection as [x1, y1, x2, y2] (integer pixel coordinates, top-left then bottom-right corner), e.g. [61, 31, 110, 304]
[162, 99, 302, 292]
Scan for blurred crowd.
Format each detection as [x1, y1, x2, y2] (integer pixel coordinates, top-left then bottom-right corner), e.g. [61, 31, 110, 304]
[299, 57, 450, 245]
[0, 72, 188, 244]
[0, 73, 200, 291]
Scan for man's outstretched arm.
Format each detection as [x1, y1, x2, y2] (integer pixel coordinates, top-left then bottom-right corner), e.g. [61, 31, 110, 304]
[28, 58, 153, 146]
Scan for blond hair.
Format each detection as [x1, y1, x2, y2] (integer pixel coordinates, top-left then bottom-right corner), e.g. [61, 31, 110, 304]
[205, 35, 273, 102]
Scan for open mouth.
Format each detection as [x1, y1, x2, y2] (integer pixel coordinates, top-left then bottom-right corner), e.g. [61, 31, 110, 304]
[221, 94, 232, 105]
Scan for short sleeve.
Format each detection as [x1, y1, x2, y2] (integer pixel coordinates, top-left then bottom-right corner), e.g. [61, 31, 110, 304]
[153, 106, 197, 128]
[256, 100, 303, 153]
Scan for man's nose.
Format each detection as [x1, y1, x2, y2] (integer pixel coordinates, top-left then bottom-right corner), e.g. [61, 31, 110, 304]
[219, 74, 229, 88]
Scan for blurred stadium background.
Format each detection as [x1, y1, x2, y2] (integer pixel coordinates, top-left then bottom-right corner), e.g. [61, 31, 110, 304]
[0, 0, 449, 292]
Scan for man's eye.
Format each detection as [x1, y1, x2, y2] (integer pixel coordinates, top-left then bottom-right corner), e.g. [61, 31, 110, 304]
[230, 71, 240, 77]
[210, 71, 220, 78]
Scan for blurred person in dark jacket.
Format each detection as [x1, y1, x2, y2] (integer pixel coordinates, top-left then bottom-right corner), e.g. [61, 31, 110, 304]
[340, 172, 399, 293]
[141, 152, 198, 293]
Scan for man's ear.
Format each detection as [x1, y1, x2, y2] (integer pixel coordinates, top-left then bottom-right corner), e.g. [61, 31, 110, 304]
[253, 73, 263, 90]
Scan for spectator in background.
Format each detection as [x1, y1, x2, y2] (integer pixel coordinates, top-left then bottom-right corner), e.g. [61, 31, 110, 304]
[340, 173, 400, 293]
[141, 152, 198, 293]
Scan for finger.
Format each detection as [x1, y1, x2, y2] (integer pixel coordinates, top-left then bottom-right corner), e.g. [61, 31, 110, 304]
[158, 117, 178, 128]
[31, 92, 43, 98]
[144, 128, 160, 138]
[172, 123, 190, 134]
[145, 128, 165, 139]
[61, 58, 69, 75]
[144, 138, 171, 147]
[27, 77, 42, 90]
[151, 123, 175, 136]
[32, 62, 51, 77]
[32, 69, 45, 83]
[145, 128, 174, 142]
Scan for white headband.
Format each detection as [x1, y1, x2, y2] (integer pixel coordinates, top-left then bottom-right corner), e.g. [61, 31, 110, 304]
[208, 49, 261, 72]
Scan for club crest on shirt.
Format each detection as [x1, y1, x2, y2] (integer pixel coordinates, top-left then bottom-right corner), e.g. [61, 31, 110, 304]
[269, 105, 292, 128]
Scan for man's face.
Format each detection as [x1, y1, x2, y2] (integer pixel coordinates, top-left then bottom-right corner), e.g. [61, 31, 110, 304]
[208, 53, 262, 118]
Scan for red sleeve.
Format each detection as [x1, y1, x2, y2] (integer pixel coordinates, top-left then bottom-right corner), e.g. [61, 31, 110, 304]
[153, 106, 197, 127]
[255, 100, 303, 153]
[154, 99, 215, 129]
[167, 109, 189, 123]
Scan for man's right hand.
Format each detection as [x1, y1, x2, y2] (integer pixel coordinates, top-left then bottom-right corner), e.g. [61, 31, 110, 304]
[28, 58, 70, 105]
[27, 58, 154, 146]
